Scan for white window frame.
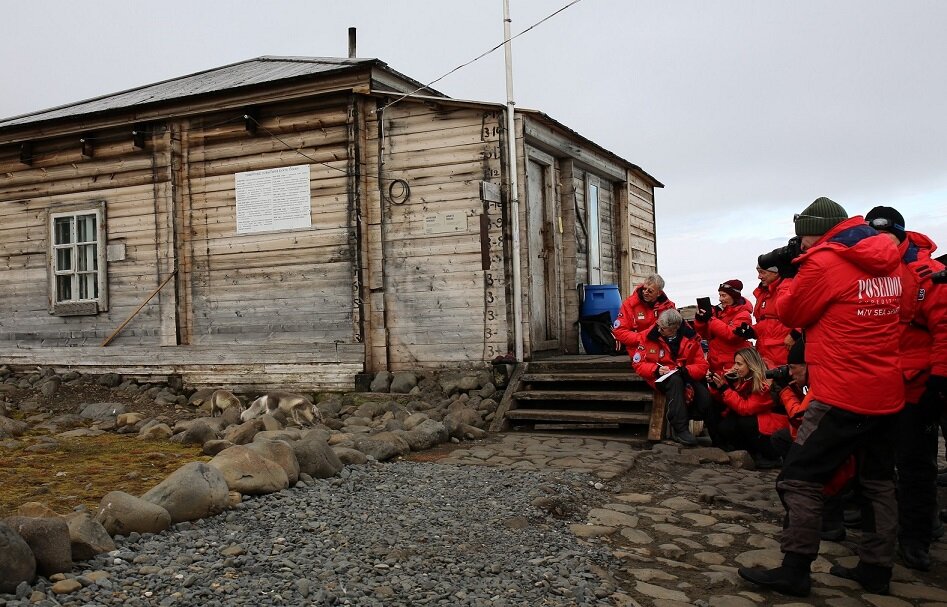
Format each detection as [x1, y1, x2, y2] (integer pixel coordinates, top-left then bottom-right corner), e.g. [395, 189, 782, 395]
[49, 204, 107, 315]
[586, 176, 602, 285]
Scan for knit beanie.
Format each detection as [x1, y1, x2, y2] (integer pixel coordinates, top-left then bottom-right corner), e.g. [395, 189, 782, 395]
[794, 197, 848, 237]
[718, 279, 743, 299]
[787, 337, 805, 365]
[757, 255, 779, 273]
[865, 206, 906, 243]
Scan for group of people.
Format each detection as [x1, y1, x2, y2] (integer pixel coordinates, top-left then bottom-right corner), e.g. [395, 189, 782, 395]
[611, 198, 947, 597]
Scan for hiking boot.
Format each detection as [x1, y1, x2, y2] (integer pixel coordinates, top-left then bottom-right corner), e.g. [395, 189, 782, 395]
[738, 552, 812, 597]
[820, 526, 846, 543]
[898, 543, 931, 571]
[829, 561, 891, 595]
[753, 455, 783, 470]
[671, 428, 697, 447]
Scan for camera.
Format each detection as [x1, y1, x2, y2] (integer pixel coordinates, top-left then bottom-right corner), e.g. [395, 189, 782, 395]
[759, 237, 802, 278]
[765, 365, 792, 383]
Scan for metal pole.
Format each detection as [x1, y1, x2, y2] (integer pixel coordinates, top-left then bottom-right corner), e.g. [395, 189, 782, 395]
[503, 0, 524, 362]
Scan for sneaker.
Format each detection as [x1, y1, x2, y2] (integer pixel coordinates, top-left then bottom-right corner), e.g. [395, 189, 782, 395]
[829, 562, 891, 595]
[738, 565, 811, 597]
[671, 428, 698, 447]
[898, 543, 931, 571]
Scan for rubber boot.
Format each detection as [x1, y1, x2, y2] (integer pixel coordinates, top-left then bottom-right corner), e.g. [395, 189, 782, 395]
[829, 561, 891, 595]
[738, 551, 812, 597]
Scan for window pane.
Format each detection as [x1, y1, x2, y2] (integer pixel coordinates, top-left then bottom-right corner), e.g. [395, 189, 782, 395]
[588, 183, 601, 284]
[77, 244, 97, 271]
[56, 275, 72, 302]
[76, 214, 96, 243]
[79, 273, 98, 299]
[56, 248, 72, 271]
[54, 217, 72, 245]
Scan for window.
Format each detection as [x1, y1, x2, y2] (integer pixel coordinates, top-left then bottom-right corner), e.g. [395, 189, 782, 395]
[49, 206, 106, 315]
[587, 178, 602, 285]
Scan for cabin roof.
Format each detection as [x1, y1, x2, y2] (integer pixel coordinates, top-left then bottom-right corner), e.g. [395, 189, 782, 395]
[0, 56, 440, 129]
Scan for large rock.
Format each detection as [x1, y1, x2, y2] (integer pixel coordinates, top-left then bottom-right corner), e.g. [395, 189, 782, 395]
[63, 512, 115, 560]
[209, 445, 289, 495]
[2, 516, 72, 576]
[179, 420, 217, 445]
[0, 416, 28, 437]
[403, 412, 429, 430]
[96, 491, 171, 536]
[222, 419, 263, 445]
[245, 439, 299, 485]
[316, 396, 344, 419]
[138, 423, 172, 440]
[354, 432, 410, 462]
[444, 408, 485, 434]
[141, 462, 230, 523]
[79, 402, 127, 420]
[370, 371, 392, 393]
[389, 372, 417, 394]
[0, 522, 36, 593]
[16, 502, 59, 518]
[333, 447, 368, 465]
[96, 373, 122, 388]
[292, 436, 343, 478]
[116, 412, 144, 428]
[401, 419, 450, 451]
[187, 388, 216, 407]
[255, 429, 302, 443]
[202, 439, 235, 456]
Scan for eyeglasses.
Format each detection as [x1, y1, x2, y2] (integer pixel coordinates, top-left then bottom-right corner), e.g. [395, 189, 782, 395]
[793, 213, 821, 222]
[868, 217, 904, 231]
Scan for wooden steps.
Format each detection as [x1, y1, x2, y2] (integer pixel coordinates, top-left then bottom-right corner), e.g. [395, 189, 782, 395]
[491, 355, 664, 440]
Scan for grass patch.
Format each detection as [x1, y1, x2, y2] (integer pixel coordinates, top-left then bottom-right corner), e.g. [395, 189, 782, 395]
[0, 434, 209, 518]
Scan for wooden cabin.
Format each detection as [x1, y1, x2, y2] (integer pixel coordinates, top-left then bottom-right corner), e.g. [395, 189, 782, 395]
[0, 56, 661, 391]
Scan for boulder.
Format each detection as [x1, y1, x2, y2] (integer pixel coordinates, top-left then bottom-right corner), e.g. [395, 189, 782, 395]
[63, 512, 115, 560]
[292, 436, 343, 478]
[333, 447, 368, 465]
[444, 408, 485, 433]
[80, 402, 126, 421]
[389, 372, 417, 394]
[209, 445, 289, 495]
[453, 423, 488, 440]
[222, 419, 263, 445]
[259, 414, 283, 432]
[255, 429, 302, 443]
[0, 416, 28, 437]
[401, 419, 449, 451]
[141, 462, 230, 523]
[477, 398, 499, 415]
[138, 423, 172, 440]
[457, 375, 481, 391]
[202, 439, 235, 456]
[96, 491, 171, 536]
[96, 373, 122, 388]
[187, 387, 216, 407]
[219, 405, 243, 427]
[344, 415, 374, 428]
[370, 371, 392, 393]
[179, 420, 217, 445]
[15, 502, 59, 518]
[245, 439, 300, 485]
[2, 516, 72, 576]
[354, 432, 410, 462]
[0, 522, 36, 593]
[115, 412, 144, 428]
[316, 395, 343, 419]
[40, 377, 62, 398]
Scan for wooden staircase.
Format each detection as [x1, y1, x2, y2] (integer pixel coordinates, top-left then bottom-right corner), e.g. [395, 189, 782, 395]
[490, 355, 666, 440]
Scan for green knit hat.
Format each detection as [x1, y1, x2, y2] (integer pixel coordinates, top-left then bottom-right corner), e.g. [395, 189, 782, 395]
[794, 197, 848, 236]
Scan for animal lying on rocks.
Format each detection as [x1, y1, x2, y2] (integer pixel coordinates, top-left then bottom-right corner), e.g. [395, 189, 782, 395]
[209, 389, 242, 417]
[240, 391, 322, 426]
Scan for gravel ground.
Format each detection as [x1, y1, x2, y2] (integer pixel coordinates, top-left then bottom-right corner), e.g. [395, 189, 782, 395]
[9, 461, 618, 607]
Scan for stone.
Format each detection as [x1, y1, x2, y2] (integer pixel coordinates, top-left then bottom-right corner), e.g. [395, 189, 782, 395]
[705, 533, 734, 548]
[370, 371, 392, 393]
[293, 435, 344, 478]
[569, 524, 616, 538]
[51, 578, 83, 594]
[138, 422, 172, 440]
[63, 512, 115, 560]
[2, 516, 72, 576]
[634, 581, 689, 602]
[179, 420, 218, 445]
[681, 513, 717, 527]
[888, 582, 947, 601]
[245, 439, 300, 485]
[402, 413, 429, 430]
[333, 447, 368, 465]
[628, 568, 677, 582]
[79, 402, 127, 420]
[96, 491, 172, 536]
[728, 450, 756, 470]
[863, 597, 913, 607]
[694, 552, 726, 565]
[615, 492, 653, 504]
[202, 439, 235, 456]
[389, 372, 417, 394]
[708, 596, 755, 607]
[443, 407, 484, 434]
[209, 445, 289, 495]
[620, 528, 654, 544]
[0, 521, 37, 593]
[222, 419, 263, 445]
[354, 433, 410, 462]
[588, 508, 638, 528]
[401, 419, 449, 451]
[96, 373, 122, 387]
[659, 497, 701, 512]
[16, 502, 59, 517]
[116, 412, 145, 428]
[40, 377, 62, 397]
[141, 462, 230, 523]
[0, 415, 28, 437]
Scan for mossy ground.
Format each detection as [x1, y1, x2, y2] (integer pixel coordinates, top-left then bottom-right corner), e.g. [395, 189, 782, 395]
[0, 433, 209, 518]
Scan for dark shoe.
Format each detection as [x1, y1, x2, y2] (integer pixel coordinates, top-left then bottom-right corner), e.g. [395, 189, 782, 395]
[937, 471, 947, 487]
[898, 543, 931, 571]
[820, 526, 846, 543]
[753, 455, 783, 470]
[829, 562, 891, 595]
[671, 428, 697, 447]
[738, 566, 811, 597]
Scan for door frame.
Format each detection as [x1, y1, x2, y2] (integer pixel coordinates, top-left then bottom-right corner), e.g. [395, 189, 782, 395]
[524, 146, 562, 354]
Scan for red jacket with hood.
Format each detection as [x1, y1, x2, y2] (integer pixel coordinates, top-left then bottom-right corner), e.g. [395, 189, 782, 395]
[753, 278, 793, 365]
[715, 377, 789, 436]
[775, 216, 904, 415]
[695, 298, 753, 374]
[632, 323, 709, 390]
[613, 284, 677, 355]
[895, 231, 947, 402]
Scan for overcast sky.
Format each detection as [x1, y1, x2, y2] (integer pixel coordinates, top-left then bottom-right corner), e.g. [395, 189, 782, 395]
[4, 0, 946, 306]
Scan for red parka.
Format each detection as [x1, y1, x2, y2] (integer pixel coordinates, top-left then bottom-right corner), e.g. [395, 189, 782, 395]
[695, 298, 753, 374]
[715, 377, 789, 436]
[632, 323, 709, 390]
[776, 216, 904, 415]
[752, 278, 793, 365]
[613, 284, 677, 355]
[895, 231, 947, 402]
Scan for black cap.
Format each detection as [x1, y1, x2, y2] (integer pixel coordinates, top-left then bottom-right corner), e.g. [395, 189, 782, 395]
[865, 206, 906, 243]
[787, 338, 805, 365]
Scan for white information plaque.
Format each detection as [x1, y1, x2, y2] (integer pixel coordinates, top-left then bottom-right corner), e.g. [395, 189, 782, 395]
[235, 165, 312, 234]
[423, 212, 468, 235]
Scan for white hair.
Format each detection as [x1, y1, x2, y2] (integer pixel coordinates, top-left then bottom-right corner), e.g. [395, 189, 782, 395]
[644, 273, 665, 290]
[656, 308, 682, 329]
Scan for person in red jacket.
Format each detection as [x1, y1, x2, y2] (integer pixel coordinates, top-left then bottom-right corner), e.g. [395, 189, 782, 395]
[613, 274, 677, 355]
[632, 308, 711, 446]
[708, 347, 788, 466]
[738, 197, 904, 598]
[864, 206, 947, 571]
[741, 261, 796, 365]
[694, 279, 753, 374]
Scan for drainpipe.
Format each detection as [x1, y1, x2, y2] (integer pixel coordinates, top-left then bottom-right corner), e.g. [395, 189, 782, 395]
[503, 0, 524, 362]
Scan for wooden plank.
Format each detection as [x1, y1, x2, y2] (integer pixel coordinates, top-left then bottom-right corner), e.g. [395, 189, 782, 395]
[489, 362, 526, 432]
[504, 409, 651, 424]
[512, 390, 653, 402]
[648, 392, 666, 441]
[520, 372, 644, 383]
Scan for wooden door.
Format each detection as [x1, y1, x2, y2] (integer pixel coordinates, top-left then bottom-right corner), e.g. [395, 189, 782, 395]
[525, 149, 561, 353]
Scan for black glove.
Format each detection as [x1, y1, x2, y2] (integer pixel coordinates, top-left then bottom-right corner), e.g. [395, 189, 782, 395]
[694, 308, 711, 322]
[927, 374, 947, 400]
[734, 322, 756, 340]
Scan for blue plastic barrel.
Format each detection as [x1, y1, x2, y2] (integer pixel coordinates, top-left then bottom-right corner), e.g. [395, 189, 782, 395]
[580, 284, 622, 354]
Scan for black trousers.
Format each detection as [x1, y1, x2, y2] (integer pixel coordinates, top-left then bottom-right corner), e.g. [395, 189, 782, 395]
[718, 414, 780, 459]
[895, 389, 941, 549]
[656, 372, 711, 433]
[777, 400, 898, 565]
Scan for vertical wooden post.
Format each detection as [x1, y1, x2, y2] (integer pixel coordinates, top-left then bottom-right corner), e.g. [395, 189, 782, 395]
[559, 158, 579, 353]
